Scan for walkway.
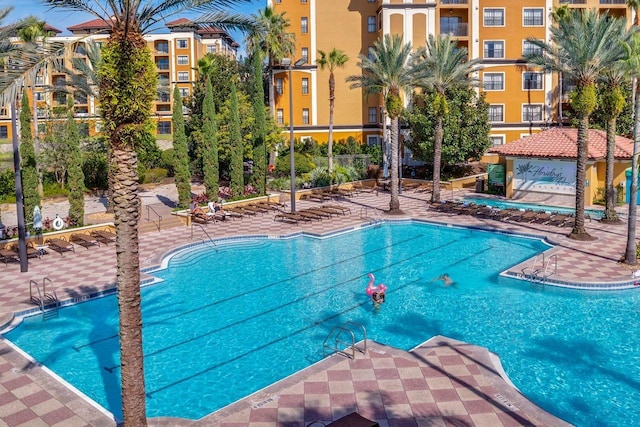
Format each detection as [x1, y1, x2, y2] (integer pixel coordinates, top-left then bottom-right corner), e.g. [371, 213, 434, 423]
[0, 186, 634, 426]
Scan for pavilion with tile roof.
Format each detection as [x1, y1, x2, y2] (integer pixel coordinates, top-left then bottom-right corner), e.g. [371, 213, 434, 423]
[486, 127, 633, 205]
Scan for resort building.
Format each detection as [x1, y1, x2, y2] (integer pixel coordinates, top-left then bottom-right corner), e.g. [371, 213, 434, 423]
[269, 0, 632, 149]
[0, 18, 239, 143]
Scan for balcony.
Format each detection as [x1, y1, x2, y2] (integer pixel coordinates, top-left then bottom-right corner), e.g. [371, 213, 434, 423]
[441, 0, 468, 4]
[559, 0, 586, 4]
[440, 23, 468, 37]
[156, 60, 170, 70]
[600, 0, 626, 3]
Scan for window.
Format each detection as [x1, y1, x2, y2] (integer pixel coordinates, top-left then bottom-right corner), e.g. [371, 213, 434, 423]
[177, 39, 188, 49]
[156, 42, 168, 54]
[302, 108, 309, 124]
[157, 91, 170, 102]
[368, 16, 376, 32]
[484, 8, 504, 26]
[523, 72, 543, 90]
[156, 104, 170, 112]
[301, 48, 309, 63]
[35, 75, 44, 86]
[206, 45, 217, 53]
[276, 78, 283, 95]
[523, 8, 544, 26]
[488, 105, 504, 122]
[301, 17, 308, 34]
[177, 71, 189, 81]
[368, 46, 375, 61]
[302, 78, 309, 94]
[157, 121, 171, 134]
[177, 55, 188, 65]
[490, 136, 504, 147]
[35, 92, 44, 101]
[368, 0, 376, 2]
[301, 0, 307, 3]
[523, 40, 543, 56]
[523, 104, 543, 121]
[368, 107, 377, 123]
[367, 136, 379, 147]
[0, 126, 7, 138]
[483, 73, 504, 91]
[179, 88, 189, 98]
[275, 0, 281, 3]
[156, 58, 169, 70]
[484, 41, 504, 59]
[277, 109, 284, 125]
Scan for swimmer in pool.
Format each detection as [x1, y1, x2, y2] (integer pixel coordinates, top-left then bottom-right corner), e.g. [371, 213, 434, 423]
[432, 274, 454, 287]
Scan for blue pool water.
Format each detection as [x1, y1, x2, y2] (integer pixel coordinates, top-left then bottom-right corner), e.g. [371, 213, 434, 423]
[463, 196, 605, 218]
[4, 222, 640, 426]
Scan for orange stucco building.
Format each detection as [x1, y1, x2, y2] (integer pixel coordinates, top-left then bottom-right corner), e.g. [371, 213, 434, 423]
[271, 0, 632, 149]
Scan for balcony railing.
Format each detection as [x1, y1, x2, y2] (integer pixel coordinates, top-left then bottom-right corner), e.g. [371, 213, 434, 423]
[599, 0, 626, 4]
[441, 0, 468, 4]
[440, 23, 468, 37]
[559, 0, 587, 4]
[156, 62, 169, 70]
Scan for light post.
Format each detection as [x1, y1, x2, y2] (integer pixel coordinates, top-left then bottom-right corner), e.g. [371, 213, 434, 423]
[281, 57, 305, 213]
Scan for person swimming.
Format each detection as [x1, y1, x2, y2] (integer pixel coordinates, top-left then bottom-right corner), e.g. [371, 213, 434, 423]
[372, 291, 385, 307]
[432, 274, 454, 286]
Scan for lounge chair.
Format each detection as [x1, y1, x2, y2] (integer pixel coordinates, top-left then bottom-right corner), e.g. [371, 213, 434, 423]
[71, 232, 100, 248]
[321, 204, 351, 214]
[274, 212, 311, 224]
[307, 412, 379, 427]
[513, 210, 538, 223]
[91, 229, 116, 244]
[307, 192, 333, 202]
[531, 212, 553, 224]
[296, 210, 323, 221]
[0, 247, 19, 265]
[304, 207, 339, 217]
[46, 238, 75, 255]
[546, 213, 572, 227]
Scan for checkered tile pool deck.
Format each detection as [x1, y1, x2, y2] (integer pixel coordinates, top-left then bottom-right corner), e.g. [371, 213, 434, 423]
[0, 187, 634, 426]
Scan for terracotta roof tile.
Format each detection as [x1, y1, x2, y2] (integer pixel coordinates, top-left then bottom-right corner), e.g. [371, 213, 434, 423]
[67, 18, 110, 31]
[165, 18, 194, 27]
[488, 127, 633, 160]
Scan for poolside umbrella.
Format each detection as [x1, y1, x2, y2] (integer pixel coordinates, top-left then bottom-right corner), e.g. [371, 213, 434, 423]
[33, 206, 42, 244]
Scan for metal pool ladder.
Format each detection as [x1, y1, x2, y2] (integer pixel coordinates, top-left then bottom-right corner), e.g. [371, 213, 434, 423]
[359, 207, 383, 225]
[520, 254, 557, 285]
[29, 277, 60, 320]
[322, 321, 367, 359]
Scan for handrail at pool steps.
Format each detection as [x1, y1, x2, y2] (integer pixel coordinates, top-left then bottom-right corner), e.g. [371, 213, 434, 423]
[29, 277, 60, 320]
[190, 222, 218, 251]
[323, 321, 367, 359]
[147, 205, 162, 232]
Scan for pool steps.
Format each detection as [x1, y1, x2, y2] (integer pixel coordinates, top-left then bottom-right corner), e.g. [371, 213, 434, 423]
[322, 321, 367, 359]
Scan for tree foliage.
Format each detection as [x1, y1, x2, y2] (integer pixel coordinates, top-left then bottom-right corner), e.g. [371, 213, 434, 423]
[66, 96, 85, 226]
[19, 89, 40, 224]
[228, 81, 243, 196]
[202, 77, 219, 199]
[404, 87, 490, 167]
[172, 85, 191, 209]
[251, 51, 267, 194]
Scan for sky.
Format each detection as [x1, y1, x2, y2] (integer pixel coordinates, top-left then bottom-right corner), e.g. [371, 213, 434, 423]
[3, 0, 265, 55]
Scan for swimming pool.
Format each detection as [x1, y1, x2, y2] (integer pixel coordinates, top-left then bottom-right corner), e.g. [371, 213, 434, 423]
[3, 222, 639, 426]
[462, 196, 605, 218]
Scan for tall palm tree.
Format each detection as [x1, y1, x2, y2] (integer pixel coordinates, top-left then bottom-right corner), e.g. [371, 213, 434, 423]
[316, 48, 349, 173]
[599, 64, 628, 223]
[414, 34, 481, 203]
[524, 9, 629, 241]
[245, 6, 295, 116]
[39, 2, 253, 425]
[347, 34, 417, 212]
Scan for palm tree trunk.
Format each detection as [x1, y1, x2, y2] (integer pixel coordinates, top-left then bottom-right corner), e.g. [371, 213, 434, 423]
[603, 117, 620, 222]
[389, 116, 400, 211]
[111, 144, 147, 426]
[569, 116, 595, 240]
[327, 73, 335, 174]
[431, 115, 444, 203]
[625, 78, 640, 264]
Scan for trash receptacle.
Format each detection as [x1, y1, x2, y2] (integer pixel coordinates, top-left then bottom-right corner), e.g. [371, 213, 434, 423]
[475, 177, 485, 193]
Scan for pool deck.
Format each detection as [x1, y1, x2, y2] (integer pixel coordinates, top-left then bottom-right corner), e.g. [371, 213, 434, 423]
[0, 186, 634, 426]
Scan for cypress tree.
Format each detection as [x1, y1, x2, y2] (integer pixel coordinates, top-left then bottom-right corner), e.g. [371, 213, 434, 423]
[66, 96, 85, 226]
[172, 85, 192, 209]
[229, 81, 244, 198]
[251, 51, 267, 195]
[19, 90, 40, 225]
[202, 77, 219, 200]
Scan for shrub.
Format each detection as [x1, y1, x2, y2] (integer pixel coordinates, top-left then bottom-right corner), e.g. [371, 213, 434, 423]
[161, 148, 176, 176]
[143, 168, 168, 184]
[82, 152, 108, 190]
[43, 182, 69, 198]
[309, 167, 331, 187]
[0, 168, 14, 197]
[275, 152, 315, 176]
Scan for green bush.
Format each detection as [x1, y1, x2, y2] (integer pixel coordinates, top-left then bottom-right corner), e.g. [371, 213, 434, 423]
[161, 148, 176, 176]
[0, 168, 15, 196]
[143, 167, 169, 183]
[309, 167, 331, 187]
[275, 152, 315, 176]
[267, 176, 305, 191]
[43, 181, 69, 198]
[82, 152, 109, 190]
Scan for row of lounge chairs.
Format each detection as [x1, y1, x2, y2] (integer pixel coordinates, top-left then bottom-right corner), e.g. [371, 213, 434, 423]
[429, 201, 576, 227]
[0, 228, 116, 264]
[191, 201, 286, 225]
[274, 204, 351, 224]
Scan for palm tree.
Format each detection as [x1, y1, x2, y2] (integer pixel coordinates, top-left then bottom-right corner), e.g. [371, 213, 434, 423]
[347, 34, 417, 212]
[316, 48, 349, 174]
[39, 2, 253, 425]
[414, 34, 481, 203]
[246, 6, 295, 116]
[599, 65, 628, 223]
[524, 9, 629, 241]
